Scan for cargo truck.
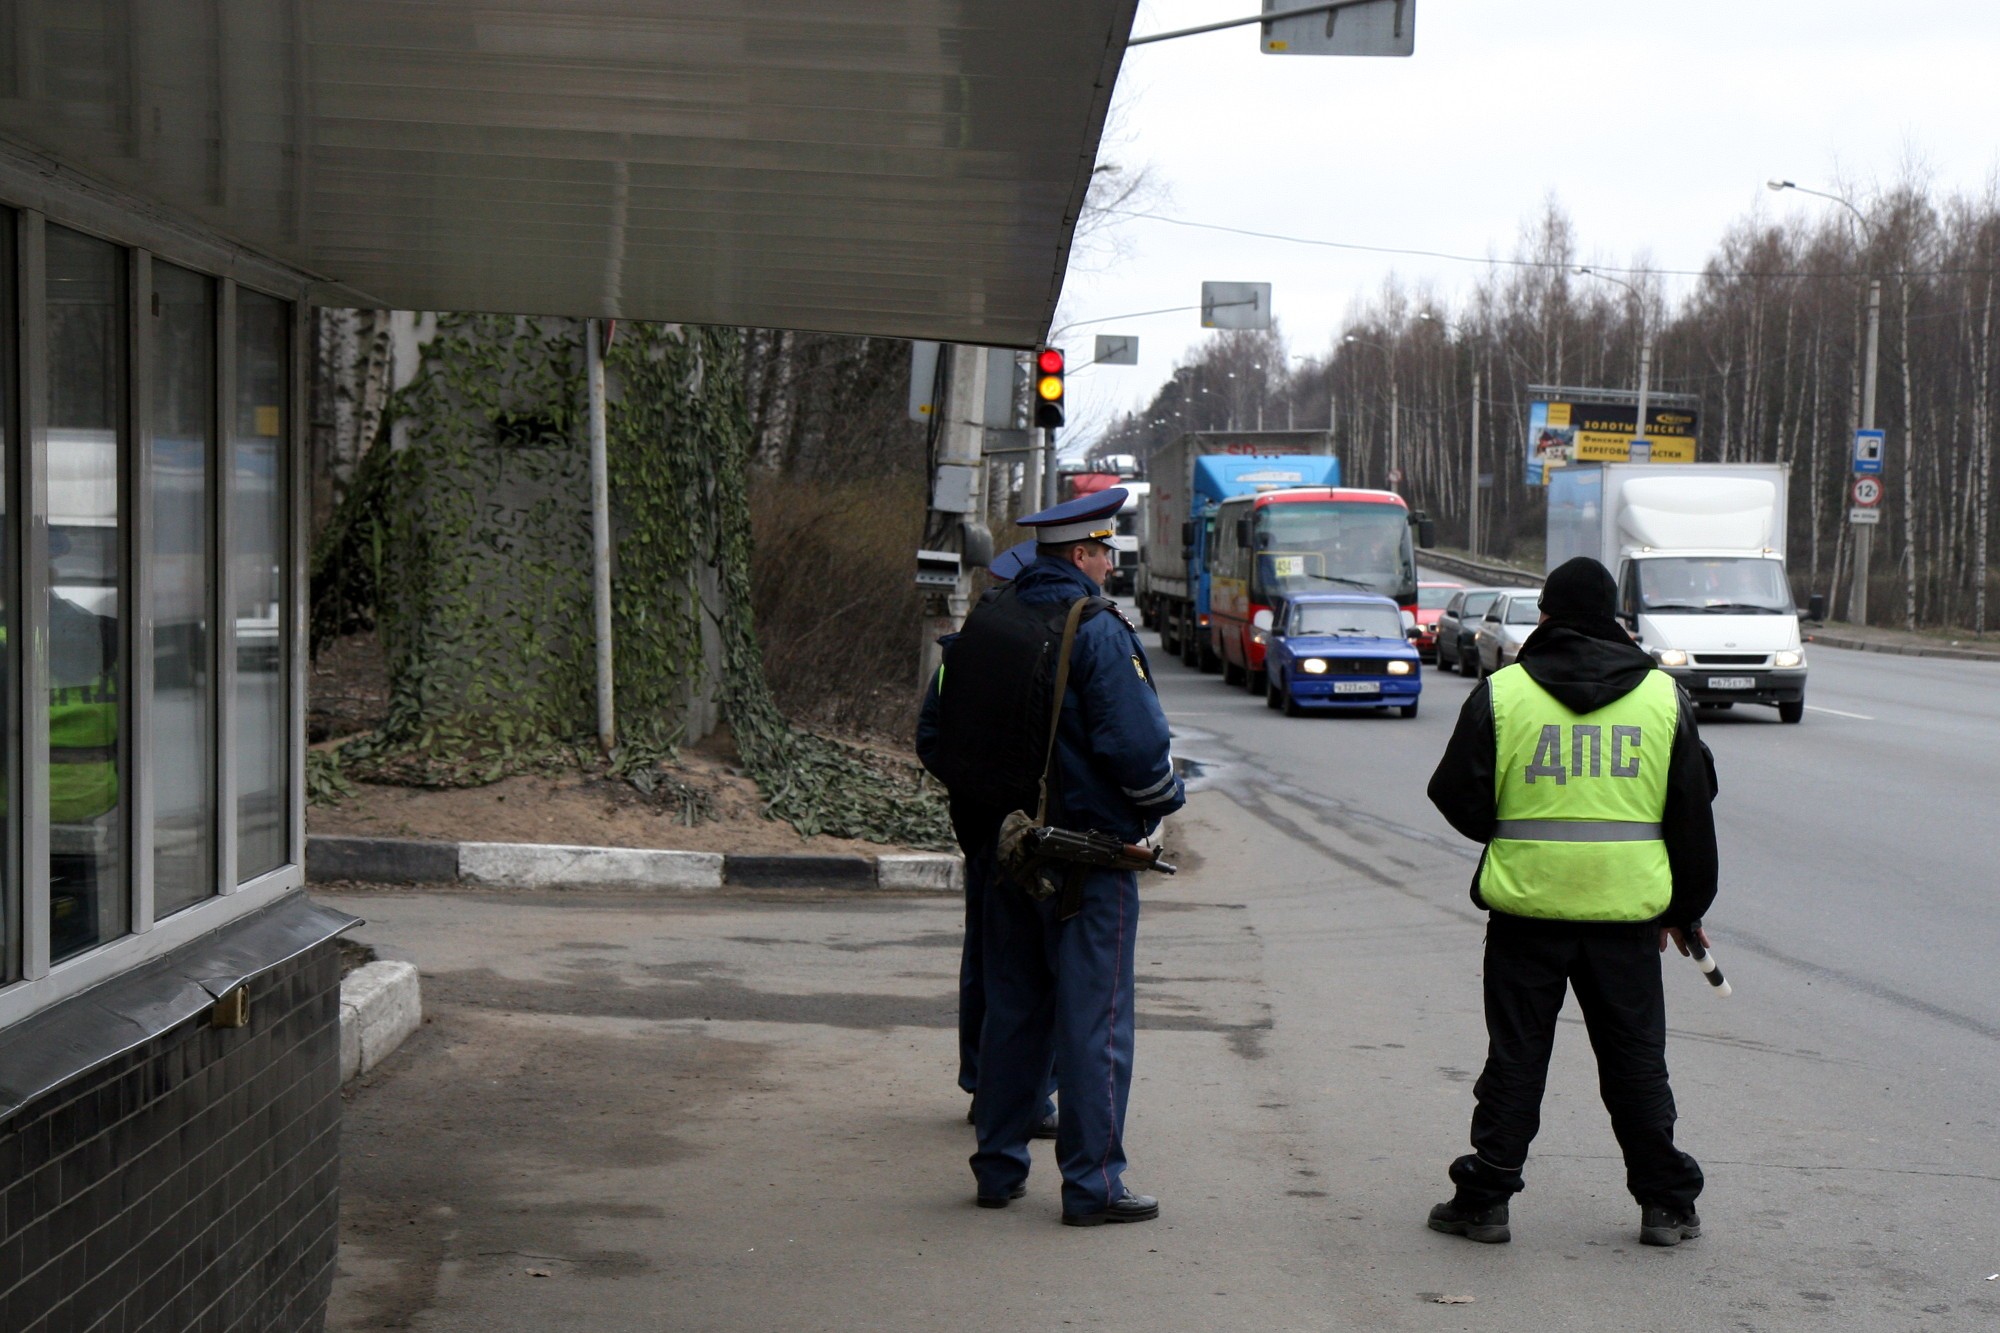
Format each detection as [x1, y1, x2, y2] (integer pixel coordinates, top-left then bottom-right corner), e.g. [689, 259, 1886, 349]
[1546, 462, 1820, 723]
[1136, 428, 1432, 668]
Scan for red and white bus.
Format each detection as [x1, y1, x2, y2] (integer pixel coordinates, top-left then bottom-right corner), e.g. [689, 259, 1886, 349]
[1207, 487, 1431, 691]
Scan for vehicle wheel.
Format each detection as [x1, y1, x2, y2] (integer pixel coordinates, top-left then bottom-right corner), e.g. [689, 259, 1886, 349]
[1282, 683, 1304, 718]
[1159, 607, 1180, 656]
[1400, 701, 1419, 719]
[1779, 699, 1805, 724]
[1459, 643, 1477, 677]
[1249, 667, 1267, 697]
[1266, 672, 1283, 709]
[1437, 641, 1454, 671]
[1223, 653, 1245, 686]
[1180, 615, 1200, 669]
[1198, 634, 1221, 674]
[1474, 654, 1487, 682]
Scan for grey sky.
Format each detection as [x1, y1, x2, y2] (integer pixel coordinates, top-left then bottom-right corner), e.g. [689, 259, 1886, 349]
[1057, 0, 2000, 450]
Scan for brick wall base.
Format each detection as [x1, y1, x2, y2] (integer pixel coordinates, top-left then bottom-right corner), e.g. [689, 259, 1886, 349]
[0, 933, 345, 1332]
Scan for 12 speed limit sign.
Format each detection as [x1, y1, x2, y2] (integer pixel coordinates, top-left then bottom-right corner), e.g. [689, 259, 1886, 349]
[1852, 475, 1884, 507]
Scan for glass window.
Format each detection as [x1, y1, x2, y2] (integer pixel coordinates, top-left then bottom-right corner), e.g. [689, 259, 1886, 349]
[0, 209, 13, 982]
[1506, 597, 1543, 625]
[151, 263, 215, 917]
[46, 225, 128, 962]
[1290, 602, 1404, 640]
[232, 290, 288, 881]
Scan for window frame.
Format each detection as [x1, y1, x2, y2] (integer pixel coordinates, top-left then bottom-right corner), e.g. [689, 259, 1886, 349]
[0, 167, 311, 1029]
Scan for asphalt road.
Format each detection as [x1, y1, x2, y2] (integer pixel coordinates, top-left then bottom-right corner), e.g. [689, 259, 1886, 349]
[1150, 606, 2000, 1329]
[324, 609, 2000, 1332]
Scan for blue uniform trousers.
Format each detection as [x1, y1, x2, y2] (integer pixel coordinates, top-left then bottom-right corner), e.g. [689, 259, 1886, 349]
[971, 865, 1139, 1216]
[957, 843, 991, 1094]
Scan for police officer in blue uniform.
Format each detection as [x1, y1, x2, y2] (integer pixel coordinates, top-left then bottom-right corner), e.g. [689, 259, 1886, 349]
[944, 490, 1185, 1225]
[916, 539, 1056, 1134]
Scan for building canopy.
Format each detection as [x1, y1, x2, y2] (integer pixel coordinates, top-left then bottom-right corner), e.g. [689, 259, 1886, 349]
[0, 0, 1137, 345]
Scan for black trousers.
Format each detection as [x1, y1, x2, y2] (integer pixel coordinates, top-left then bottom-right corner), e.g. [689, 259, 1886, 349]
[1450, 919, 1704, 1213]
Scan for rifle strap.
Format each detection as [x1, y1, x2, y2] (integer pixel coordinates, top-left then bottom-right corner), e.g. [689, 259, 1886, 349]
[1033, 596, 1093, 827]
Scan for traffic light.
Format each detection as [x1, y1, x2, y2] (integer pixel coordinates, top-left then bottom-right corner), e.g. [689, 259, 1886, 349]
[1033, 347, 1065, 429]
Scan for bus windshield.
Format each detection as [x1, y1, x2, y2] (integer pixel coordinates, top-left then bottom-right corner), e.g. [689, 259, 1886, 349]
[1252, 501, 1415, 603]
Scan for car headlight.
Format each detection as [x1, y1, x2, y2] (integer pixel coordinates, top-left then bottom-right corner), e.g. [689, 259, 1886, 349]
[1301, 658, 1328, 675]
[1655, 648, 1688, 667]
[1774, 649, 1803, 668]
[1387, 660, 1413, 676]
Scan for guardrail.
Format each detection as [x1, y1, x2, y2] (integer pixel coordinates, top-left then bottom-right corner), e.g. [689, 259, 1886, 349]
[1421, 548, 1546, 587]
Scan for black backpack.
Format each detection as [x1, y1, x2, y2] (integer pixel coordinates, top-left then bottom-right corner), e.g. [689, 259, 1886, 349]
[929, 584, 1113, 813]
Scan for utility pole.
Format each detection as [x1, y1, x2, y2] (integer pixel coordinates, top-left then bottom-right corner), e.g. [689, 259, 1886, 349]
[1468, 364, 1482, 556]
[1849, 279, 1882, 624]
[1388, 375, 1400, 492]
[585, 318, 615, 754]
[1767, 181, 1881, 625]
[920, 345, 990, 688]
[1635, 333, 1652, 450]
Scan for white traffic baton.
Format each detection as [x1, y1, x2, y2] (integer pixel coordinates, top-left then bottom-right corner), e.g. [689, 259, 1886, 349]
[1684, 919, 1731, 997]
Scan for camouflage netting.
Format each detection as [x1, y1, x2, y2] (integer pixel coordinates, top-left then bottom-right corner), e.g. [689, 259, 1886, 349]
[309, 314, 950, 848]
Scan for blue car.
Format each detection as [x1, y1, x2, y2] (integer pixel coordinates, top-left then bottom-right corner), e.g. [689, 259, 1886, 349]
[1261, 593, 1423, 718]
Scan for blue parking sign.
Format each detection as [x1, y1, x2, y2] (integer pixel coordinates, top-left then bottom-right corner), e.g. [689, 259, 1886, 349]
[1853, 428, 1885, 474]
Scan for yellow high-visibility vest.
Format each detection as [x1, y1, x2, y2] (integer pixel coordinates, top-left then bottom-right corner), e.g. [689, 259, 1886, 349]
[1479, 663, 1677, 922]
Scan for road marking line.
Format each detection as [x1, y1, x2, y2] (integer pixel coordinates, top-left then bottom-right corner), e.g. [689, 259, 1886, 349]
[1805, 704, 1875, 720]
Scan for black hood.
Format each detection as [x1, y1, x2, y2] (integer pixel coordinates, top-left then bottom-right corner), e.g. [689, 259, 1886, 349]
[1516, 621, 1655, 714]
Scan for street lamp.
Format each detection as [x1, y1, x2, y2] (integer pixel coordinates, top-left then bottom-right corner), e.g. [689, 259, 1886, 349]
[1770, 178, 1882, 625]
[1575, 267, 1655, 455]
[1418, 311, 1485, 556]
[1344, 333, 1399, 492]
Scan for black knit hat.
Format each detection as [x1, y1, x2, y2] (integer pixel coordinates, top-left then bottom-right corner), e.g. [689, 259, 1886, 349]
[1539, 556, 1619, 624]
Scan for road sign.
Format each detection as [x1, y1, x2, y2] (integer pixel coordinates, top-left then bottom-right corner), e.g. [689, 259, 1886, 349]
[1386, 467, 1405, 487]
[1853, 428, 1885, 474]
[1849, 508, 1881, 525]
[1201, 282, 1273, 330]
[1852, 475, 1883, 508]
[1094, 334, 1139, 365]
[1262, 0, 1416, 57]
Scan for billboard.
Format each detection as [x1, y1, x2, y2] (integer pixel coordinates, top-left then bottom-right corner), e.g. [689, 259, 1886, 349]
[1527, 398, 1697, 484]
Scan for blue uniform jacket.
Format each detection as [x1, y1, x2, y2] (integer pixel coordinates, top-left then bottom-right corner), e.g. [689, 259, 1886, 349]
[1009, 556, 1184, 841]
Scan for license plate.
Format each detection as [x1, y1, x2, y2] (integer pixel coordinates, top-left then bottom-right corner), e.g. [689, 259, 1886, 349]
[1332, 681, 1379, 694]
[1707, 676, 1756, 690]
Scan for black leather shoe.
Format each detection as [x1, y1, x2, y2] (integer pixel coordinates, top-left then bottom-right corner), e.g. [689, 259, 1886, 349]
[976, 1184, 1027, 1209]
[1639, 1203, 1702, 1246]
[1031, 1112, 1059, 1140]
[1427, 1198, 1511, 1243]
[1062, 1190, 1160, 1227]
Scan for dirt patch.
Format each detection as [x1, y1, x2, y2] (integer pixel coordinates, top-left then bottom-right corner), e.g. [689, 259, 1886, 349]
[308, 748, 931, 855]
[308, 633, 939, 855]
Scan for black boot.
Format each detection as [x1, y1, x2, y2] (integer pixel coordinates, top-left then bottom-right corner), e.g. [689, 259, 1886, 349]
[1427, 1197, 1511, 1244]
[1639, 1203, 1702, 1247]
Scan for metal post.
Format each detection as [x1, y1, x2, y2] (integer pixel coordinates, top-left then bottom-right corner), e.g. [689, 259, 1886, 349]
[1388, 375, 1400, 492]
[1468, 365, 1482, 556]
[1847, 280, 1881, 625]
[1042, 426, 1058, 508]
[1635, 333, 1652, 448]
[586, 319, 615, 753]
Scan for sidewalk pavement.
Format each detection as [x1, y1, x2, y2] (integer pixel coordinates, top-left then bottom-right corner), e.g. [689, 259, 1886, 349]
[321, 848, 1343, 1332]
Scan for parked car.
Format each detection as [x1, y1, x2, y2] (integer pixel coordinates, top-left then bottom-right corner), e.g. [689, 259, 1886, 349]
[1410, 580, 1463, 663]
[1471, 590, 1544, 678]
[1436, 587, 1503, 674]
[1259, 592, 1423, 719]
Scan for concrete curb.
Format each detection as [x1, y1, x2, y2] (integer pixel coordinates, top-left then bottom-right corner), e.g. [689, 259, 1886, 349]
[307, 834, 963, 894]
[1807, 631, 2000, 662]
[340, 960, 421, 1083]
[460, 841, 724, 891]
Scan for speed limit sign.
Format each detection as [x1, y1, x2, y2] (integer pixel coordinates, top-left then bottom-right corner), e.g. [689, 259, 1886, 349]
[1852, 475, 1883, 508]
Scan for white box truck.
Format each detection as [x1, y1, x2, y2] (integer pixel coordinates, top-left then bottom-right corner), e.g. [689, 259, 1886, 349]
[1547, 462, 1817, 723]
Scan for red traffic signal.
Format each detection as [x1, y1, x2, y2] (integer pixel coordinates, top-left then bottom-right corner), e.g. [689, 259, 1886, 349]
[1034, 347, 1065, 428]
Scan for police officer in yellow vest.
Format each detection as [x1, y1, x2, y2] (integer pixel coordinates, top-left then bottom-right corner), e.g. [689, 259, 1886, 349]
[1425, 557, 1717, 1248]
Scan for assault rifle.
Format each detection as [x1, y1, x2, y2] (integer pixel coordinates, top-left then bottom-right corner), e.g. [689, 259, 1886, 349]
[1021, 826, 1178, 877]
